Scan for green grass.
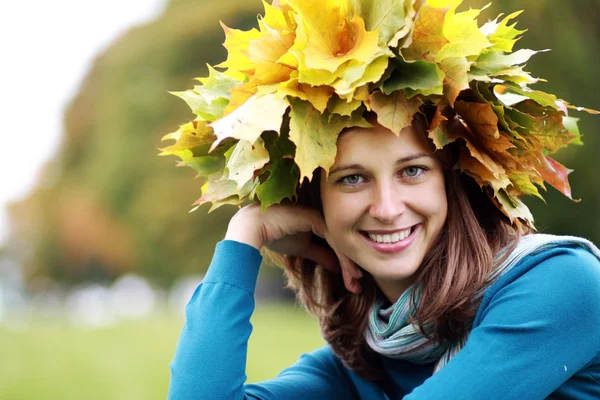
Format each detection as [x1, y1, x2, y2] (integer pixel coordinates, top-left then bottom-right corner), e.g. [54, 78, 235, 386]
[0, 302, 324, 400]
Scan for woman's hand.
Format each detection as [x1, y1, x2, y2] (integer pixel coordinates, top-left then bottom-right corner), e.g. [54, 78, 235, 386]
[224, 204, 362, 293]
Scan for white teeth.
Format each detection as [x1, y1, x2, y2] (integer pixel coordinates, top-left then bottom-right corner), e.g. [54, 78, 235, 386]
[368, 227, 412, 243]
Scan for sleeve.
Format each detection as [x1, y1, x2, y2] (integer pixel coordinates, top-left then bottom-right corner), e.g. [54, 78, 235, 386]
[404, 247, 600, 400]
[167, 240, 357, 400]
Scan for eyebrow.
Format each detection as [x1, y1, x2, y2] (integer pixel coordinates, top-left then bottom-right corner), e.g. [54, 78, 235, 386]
[329, 153, 431, 175]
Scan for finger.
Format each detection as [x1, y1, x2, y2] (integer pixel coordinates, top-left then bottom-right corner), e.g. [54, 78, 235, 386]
[324, 230, 363, 294]
[304, 241, 340, 273]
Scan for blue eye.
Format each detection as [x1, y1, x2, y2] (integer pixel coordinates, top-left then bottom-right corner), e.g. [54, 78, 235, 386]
[340, 174, 363, 185]
[402, 166, 426, 178]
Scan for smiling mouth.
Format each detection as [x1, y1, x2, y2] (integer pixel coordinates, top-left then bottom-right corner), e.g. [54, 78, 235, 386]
[361, 226, 417, 244]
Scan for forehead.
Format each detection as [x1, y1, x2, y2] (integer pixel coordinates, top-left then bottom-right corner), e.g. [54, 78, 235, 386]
[334, 125, 432, 162]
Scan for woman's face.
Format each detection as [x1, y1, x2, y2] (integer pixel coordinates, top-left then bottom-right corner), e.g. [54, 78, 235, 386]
[320, 125, 448, 302]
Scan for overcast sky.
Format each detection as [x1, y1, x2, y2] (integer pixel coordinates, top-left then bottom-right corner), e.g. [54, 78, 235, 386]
[0, 0, 167, 244]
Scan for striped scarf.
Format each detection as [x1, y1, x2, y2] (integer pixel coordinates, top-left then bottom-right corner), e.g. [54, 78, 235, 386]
[364, 234, 600, 373]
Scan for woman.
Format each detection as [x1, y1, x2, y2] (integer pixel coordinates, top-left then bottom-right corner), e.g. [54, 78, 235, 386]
[163, 0, 600, 398]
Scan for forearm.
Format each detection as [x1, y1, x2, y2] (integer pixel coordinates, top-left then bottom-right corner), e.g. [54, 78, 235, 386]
[168, 240, 262, 400]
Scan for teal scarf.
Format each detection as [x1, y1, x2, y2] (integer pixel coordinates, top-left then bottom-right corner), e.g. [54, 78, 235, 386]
[364, 234, 600, 373]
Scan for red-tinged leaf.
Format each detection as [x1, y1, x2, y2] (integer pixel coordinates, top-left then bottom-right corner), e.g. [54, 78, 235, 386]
[537, 153, 578, 201]
[454, 101, 514, 153]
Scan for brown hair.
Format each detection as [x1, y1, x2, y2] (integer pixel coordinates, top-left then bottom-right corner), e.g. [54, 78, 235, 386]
[271, 116, 529, 381]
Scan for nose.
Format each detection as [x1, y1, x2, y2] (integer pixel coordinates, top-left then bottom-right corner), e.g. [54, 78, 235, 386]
[369, 181, 406, 223]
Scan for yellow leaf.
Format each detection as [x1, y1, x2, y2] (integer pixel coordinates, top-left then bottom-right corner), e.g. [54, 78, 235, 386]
[159, 120, 216, 155]
[262, 0, 296, 32]
[435, 6, 491, 62]
[225, 138, 270, 189]
[332, 53, 390, 96]
[481, 11, 526, 53]
[210, 93, 289, 151]
[327, 95, 362, 116]
[401, 3, 449, 62]
[370, 91, 422, 135]
[249, 22, 296, 84]
[278, 78, 334, 113]
[289, 0, 381, 73]
[217, 23, 262, 78]
[224, 82, 259, 115]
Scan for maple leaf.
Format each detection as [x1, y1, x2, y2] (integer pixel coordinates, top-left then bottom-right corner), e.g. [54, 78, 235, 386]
[288, 98, 370, 180]
[434, 6, 491, 62]
[159, 120, 216, 156]
[480, 11, 526, 53]
[427, 104, 452, 149]
[278, 77, 334, 113]
[175, 152, 225, 177]
[217, 23, 262, 80]
[475, 49, 540, 75]
[288, 0, 381, 73]
[369, 91, 422, 135]
[256, 158, 300, 210]
[327, 95, 363, 116]
[382, 57, 444, 97]
[352, 0, 411, 45]
[194, 177, 258, 212]
[170, 66, 240, 121]
[332, 54, 391, 98]
[454, 101, 514, 153]
[210, 93, 289, 151]
[388, 0, 421, 48]
[456, 147, 511, 194]
[401, 2, 449, 62]
[536, 152, 577, 200]
[224, 138, 270, 189]
[495, 188, 534, 226]
[438, 56, 470, 105]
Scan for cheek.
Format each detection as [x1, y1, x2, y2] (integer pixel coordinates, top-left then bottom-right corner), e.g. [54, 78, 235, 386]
[321, 192, 363, 235]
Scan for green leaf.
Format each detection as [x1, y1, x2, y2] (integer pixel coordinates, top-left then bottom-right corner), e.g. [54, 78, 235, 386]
[171, 66, 240, 121]
[475, 49, 540, 75]
[563, 116, 583, 145]
[352, 0, 409, 45]
[494, 83, 559, 110]
[256, 158, 300, 210]
[381, 58, 444, 96]
[496, 188, 535, 226]
[177, 150, 226, 177]
[262, 129, 296, 160]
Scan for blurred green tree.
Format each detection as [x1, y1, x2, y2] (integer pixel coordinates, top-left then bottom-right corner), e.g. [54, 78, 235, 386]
[5, 0, 599, 286]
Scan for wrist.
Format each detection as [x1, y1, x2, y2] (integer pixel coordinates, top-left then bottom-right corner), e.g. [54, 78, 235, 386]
[224, 207, 264, 250]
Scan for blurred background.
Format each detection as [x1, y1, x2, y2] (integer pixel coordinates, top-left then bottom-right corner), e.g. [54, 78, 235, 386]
[0, 0, 598, 398]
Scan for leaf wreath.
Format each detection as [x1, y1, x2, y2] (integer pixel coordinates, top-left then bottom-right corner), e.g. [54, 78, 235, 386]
[160, 0, 598, 226]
